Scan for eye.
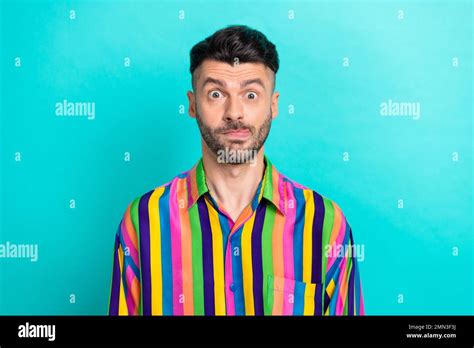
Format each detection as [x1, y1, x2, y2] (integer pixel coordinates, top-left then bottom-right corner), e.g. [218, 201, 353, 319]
[246, 92, 258, 100]
[208, 90, 223, 99]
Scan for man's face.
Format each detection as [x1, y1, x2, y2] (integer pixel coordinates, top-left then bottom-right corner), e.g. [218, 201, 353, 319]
[187, 59, 279, 164]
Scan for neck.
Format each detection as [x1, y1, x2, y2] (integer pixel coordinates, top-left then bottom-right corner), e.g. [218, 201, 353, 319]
[201, 143, 265, 222]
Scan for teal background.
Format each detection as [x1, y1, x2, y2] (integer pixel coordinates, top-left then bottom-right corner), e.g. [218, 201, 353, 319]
[0, 0, 472, 315]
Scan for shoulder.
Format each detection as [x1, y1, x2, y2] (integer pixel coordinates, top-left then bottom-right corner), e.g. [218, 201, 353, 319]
[282, 174, 352, 239]
[282, 174, 347, 216]
[118, 169, 190, 236]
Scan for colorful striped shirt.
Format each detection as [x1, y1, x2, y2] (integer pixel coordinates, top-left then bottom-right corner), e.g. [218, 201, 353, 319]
[108, 155, 365, 316]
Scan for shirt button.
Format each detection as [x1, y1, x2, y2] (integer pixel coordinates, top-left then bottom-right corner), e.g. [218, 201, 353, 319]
[230, 283, 236, 292]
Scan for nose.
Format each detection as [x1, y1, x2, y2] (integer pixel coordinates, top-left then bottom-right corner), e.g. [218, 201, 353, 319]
[223, 95, 244, 122]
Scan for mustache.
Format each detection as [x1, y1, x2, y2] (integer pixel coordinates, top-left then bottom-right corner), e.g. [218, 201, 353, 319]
[216, 121, 254, 133]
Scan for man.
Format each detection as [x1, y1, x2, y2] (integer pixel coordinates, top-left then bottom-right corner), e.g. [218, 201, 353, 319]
[108, 25, 364, 316]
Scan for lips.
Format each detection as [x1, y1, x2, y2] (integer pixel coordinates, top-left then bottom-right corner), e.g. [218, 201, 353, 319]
[224, 129, 250, 134]
[222, 128, 251, 138]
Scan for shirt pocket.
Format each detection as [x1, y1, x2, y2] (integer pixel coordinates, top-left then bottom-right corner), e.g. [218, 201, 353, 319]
[265, 274, 322, 316]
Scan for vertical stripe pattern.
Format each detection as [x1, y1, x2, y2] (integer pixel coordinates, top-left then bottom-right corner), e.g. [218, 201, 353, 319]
[108, 155, 365, 316]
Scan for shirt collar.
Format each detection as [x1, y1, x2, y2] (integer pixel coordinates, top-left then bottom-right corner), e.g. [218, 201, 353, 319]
[186, 155, 287, 215]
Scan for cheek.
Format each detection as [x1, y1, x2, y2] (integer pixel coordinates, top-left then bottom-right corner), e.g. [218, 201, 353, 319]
[197, 102, 224, 127]
[243, 102, 269, 121]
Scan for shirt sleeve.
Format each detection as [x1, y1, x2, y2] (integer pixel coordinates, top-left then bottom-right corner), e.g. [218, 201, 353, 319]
[323, 206, 365, 315]
[108, 203, 142, 315]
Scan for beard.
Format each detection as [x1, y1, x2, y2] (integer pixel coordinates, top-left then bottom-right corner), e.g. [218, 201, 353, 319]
[195, 108, 272, 165]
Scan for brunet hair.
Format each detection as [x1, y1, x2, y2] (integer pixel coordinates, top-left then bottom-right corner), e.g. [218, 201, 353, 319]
[189, 25, 279, 89]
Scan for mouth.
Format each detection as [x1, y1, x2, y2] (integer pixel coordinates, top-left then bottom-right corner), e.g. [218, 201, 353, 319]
[222, 128, 251, 139]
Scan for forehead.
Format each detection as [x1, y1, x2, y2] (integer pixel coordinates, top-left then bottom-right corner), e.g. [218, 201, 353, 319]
[194, 59, 273, 89]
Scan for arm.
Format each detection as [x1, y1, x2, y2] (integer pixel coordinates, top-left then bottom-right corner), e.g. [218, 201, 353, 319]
[108, 203, 142, 315]
[323, 206, 365, 315]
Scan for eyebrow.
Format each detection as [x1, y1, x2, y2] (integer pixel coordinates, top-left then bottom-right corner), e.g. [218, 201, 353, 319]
[201, 77, 266, 91]
[241, 78, 266, 90]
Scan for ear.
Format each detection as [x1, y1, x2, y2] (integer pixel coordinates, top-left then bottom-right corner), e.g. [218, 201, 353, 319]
[187, 90, 196, 118]
[270, 91, 279, 119]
